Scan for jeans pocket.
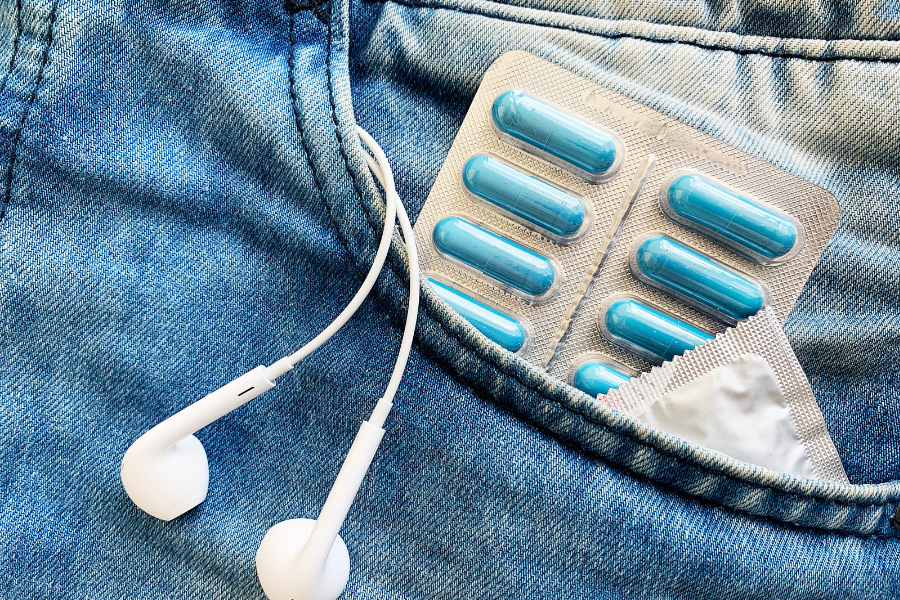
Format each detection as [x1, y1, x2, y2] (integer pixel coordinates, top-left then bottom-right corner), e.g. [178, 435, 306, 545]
[344, 0, 900, 538]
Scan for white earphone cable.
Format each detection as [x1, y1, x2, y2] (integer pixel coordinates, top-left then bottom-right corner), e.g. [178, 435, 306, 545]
[265, 127, 409, 381]
[274, 133, 419, 585]
[357, 132, 418, 428]
[121, 127, 418, 563]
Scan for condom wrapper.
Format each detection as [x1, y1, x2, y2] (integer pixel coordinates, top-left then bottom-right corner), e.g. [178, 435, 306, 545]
[602, 307, 848, 483]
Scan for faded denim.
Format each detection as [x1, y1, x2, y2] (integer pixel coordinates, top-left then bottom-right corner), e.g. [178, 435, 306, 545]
[1, 0, 899, 598]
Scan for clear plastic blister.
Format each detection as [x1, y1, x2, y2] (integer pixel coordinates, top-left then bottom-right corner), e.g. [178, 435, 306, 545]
[597, 293, 714, 365]
[490, 89, 626, 184]
[426, 272, 534, 356]
[627, 232, 773, 326]
[431, 213, 564, 304]
[567, 352, 637, 397]
[658, 169, 807, 265]
[460, 153, 594, 245]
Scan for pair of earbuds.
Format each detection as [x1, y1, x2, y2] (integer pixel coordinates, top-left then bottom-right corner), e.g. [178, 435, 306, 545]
[120, 128, 418, 600]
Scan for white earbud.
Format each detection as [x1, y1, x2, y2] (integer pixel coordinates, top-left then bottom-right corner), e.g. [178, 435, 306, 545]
[254, 129, 419, 600]
[255, 419, 386, 600]
[121, 366, 275, 520]
[256, 520, 349, 600]
[122, 128, 417, 600]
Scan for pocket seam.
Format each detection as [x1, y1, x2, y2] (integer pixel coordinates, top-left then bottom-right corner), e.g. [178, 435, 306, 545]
[0, 0, 22, 99]
[0, 0, 59, 222]
[479, 0, 900, 45]
[368, 0, 900, 63]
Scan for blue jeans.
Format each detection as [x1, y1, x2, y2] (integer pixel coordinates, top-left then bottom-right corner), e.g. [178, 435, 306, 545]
[1, 0, 899, 597]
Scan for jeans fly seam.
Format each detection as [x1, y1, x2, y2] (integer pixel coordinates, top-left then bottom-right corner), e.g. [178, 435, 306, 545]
[366, 0, 900, 63]
[0, 0, 22, 98]
[326, 0, 388, 257]
[326, 0, 900, 525]
[287, 11, 370, 289]
[1, 0, 58, 222]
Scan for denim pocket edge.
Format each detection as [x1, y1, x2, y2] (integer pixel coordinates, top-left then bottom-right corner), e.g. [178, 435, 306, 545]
[304, 0, 900, 539]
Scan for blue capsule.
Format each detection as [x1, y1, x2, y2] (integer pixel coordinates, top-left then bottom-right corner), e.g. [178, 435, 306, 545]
[571, 360, 631, 397]
[601, 298, 713, 364]
[631, 235, 766, 322]
[428, 278, 529, 353]
[491, 90, 621, 182]
[432, 216, 558, 299]
[462, 155, 587, 240]
[662, 173, 800, 262]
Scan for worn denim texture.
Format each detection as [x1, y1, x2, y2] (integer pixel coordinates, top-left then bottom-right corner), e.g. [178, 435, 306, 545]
[1, 0, 899, 598]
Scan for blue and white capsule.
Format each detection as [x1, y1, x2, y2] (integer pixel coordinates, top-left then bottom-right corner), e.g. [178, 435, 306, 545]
[491, 90, 623, 183]
[629, 234, 768, 324]
[660, 171, 805, 263]
[461, 155, 590, 243]
[427, 277, 531, 354]
[599, 296, 713, 364]
[432, 216, 561, 302]
[568, 354, 633, 397]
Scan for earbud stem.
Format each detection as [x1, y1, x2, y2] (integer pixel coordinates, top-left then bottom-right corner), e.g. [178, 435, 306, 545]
[121, 366, 277, 521]
[297, 419, 386, 575]
[136, 366, 275, 453]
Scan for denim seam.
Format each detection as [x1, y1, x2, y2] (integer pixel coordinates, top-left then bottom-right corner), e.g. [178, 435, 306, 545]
[324, 0, 418, 287]
[363, 290, 900, 536]
[366, 0, 900, 63]
[0, 0, 22, 98]
[325, 0, 386, 253]
[285, 0, 329, 24]
[479, 0, 900, 45]
[422, 350, 900, 540]
[324, 1, 900, 532]
[0, 0, 58, 222]
[287, 9, 375, 297]
[420, 308, 899, 510]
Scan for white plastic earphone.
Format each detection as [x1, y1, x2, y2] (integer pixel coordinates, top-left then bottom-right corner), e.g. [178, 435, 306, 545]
[120, 128, 419, 600]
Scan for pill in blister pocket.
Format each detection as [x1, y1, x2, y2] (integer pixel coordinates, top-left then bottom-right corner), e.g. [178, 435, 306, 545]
[428, 277, 529, 353]
[432, 216, 559, 300]
[661, 172, 802, 262]
[571, 360, 631, 397]
[491, 90, 622, 182]
[630, 235, 767, 322]
[461, 155, 587, 240]
[600, 297, 713, 364]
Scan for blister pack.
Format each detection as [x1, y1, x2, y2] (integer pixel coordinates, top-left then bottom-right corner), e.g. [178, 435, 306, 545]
[414, 51, 840, 398]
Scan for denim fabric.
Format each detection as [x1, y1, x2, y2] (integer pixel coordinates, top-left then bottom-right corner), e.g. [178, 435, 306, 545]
[2, 0, 900, 598]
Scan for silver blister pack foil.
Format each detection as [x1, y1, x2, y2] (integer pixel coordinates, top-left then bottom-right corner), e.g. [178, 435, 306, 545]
[414, 51, 840, 379]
